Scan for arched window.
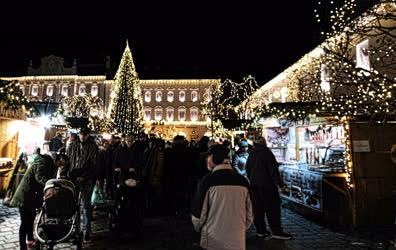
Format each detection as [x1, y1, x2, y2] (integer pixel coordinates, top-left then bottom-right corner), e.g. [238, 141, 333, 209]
[91, 85, 98, 97]
[31, 85, 39, 97]
[144, 107, 152, 121]
[166, 107, 174, 121]
[145, 91, 151, 102]
[79, 85, 86, 96]
[46, 85, 54, 97]
[191, 91, 198, 102]
[190, 107, 199, 121]
[179, 90, 186, 102]
[61, 85, 69, 96]
[167, 91, 174, 102]
[156, 91, 162, 102]
[154, 106, 163, 121]
[178, 107, 186, 121]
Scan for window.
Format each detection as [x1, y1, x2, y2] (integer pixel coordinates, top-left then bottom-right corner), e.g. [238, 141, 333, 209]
[46, 85, 54, 97]
[31, 85, 39, 97]
[20, 86, 25, 95]
[145, 91, 151, 102]
[178, 107, 186, 121]
[156, 91, 162, 102]
[167, 91, 174, 102]
[190, 107, 199, 121]
[280, 87, 289, 102]
[91, 85, 98, 97]
[191, 91, 198, 102]
[144, 107, 152, 121]
[166, 107, 174, 121]
[203, 89, 211, 102]
[320, 64, 331, 92]
[154, 107, 163, 121]
[61, 85, 69, 96]
[179, 91, 186, 102]
[356, 39, 370, 71]
[79, 85, 86, 96]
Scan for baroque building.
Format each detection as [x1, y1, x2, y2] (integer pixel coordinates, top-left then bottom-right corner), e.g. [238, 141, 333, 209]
[2, 55, 219, 140]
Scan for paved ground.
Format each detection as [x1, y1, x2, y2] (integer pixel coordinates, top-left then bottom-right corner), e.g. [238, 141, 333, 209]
[1, 200, 396, 250]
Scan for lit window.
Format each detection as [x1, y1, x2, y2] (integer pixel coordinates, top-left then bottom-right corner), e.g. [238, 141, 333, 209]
[79, 85, 86, 96]
[190, 107, 199, 121]
[144, 107, 152, 121]
[154, 107, 163, 121]
[61, 85, 69, 96]
[320, 64, 331, 92]
[31, 85, 39, 97]
[91, 85, 98, 97]
[179, 91, 186, 102]
[191, 91, 198, 102]
[145, 91, 151, 102]
[167, 91, 174, 102]
[46, 85, 54, 97]
[280, 87, 288, 102]
[156, 91, 162, 102]
[20, 86, 25, 95]
[166, 107, 174, 121]
[356, 39, 370, 71]
[178, 107, 186, 121]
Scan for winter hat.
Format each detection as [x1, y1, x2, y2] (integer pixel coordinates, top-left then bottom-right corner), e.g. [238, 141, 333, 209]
[239, 140, 249, 148]
[207, 144, 230, 165]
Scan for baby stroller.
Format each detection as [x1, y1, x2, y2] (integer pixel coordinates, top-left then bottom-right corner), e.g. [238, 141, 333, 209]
[34, 179, 83, 250]
[109, 167, 144, 238]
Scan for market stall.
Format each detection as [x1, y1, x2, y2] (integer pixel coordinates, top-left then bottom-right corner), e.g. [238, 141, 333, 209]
[262, 117, 351, 225]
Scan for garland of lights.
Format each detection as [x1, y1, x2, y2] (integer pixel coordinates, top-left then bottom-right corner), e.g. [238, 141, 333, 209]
[201, 75, 260, 137]
[107, 41, 144, 135]
[55, 94, 112, 132]
[0, 79, 30, 111]
[341, 116, 354, 189]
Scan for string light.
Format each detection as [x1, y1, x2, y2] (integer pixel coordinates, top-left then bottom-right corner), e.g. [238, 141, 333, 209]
[107, 41, 144, 135]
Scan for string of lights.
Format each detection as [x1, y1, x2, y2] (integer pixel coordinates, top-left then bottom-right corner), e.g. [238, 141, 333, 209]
[107, 41, 144, 135]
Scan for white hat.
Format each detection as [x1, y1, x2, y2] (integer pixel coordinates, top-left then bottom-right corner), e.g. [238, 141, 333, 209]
[124, 178, 137, 187]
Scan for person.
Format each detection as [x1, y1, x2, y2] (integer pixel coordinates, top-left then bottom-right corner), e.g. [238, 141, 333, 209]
[232, 140, 249, 178]
[245, 136, 292, 240]
[66, 127, 98, 243]
[10, 153, 68, 250]
[164, 135, 194, 216]
[191, 144, 253, 250]
[49, 133, 63, 153]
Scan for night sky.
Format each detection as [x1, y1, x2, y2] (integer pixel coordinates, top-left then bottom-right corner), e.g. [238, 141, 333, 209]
[0, 1, 321, 85]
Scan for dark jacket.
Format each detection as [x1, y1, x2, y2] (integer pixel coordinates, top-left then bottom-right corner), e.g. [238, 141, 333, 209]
[246, 144, 282, 190]
[10, 154, 57, 208]
[66, 138, 98, 181]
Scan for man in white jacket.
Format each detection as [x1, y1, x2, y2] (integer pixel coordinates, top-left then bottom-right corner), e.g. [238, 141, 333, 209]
[192, 144, 253, 250]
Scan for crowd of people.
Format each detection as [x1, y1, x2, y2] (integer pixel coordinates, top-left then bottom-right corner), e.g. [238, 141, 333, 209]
[9, 127, 292, 250]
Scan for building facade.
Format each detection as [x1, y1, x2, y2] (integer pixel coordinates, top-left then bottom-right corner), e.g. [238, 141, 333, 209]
[2, 55, 218, 140]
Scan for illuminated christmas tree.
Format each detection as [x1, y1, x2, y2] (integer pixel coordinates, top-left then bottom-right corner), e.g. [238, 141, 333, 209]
[108, 41, 144, 134]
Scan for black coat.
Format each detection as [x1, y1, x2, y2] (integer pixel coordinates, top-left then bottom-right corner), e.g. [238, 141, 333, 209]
[246, 144, 283, 190]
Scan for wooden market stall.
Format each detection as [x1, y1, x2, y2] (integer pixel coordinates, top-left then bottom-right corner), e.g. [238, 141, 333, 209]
[0, 104, 46, 194]
[260, 116, 396, 227]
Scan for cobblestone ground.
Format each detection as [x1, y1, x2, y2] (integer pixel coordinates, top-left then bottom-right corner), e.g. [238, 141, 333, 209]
[1, 200, 395, 250]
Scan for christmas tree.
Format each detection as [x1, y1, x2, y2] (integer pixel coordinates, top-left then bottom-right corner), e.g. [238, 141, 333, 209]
[108, 41, 144, 134]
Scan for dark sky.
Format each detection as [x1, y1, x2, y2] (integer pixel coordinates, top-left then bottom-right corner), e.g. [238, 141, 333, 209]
[0, 1, 321, 85]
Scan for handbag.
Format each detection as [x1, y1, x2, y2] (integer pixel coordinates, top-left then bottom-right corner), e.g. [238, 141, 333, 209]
[91, 184, 106, 206]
